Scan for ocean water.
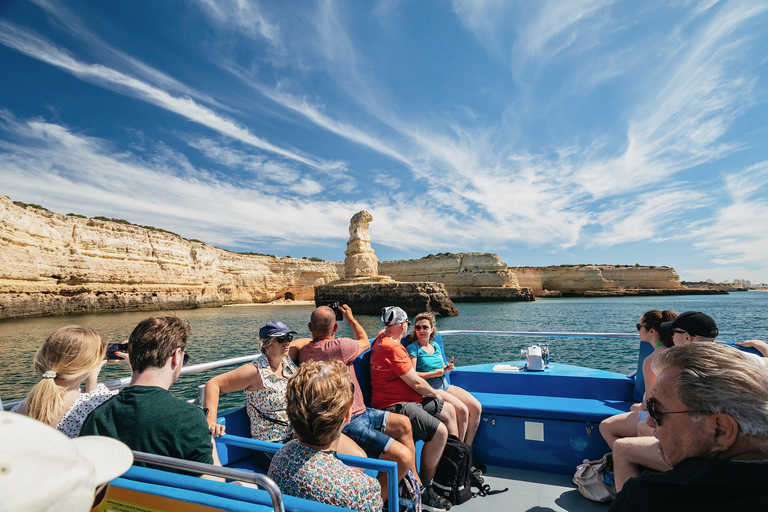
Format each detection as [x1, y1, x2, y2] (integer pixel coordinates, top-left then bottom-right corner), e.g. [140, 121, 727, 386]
[2, 292, 767, 408]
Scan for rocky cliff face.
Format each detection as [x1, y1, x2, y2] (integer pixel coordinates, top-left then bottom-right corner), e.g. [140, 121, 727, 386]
[0, 196, 343, 319]
[510, 265, 682, 296]
[379, 253, 534, 302]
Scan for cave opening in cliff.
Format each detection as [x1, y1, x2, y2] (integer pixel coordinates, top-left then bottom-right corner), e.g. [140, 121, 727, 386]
[284, 292, 295, 301]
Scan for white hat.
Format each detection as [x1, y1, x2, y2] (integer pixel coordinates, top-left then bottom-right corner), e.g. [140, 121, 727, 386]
[0, 411, 133, 512]
[381, 306, 408, 326]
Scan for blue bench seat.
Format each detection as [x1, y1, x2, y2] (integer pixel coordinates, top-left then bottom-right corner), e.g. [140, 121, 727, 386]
[472, 392, 632, 422]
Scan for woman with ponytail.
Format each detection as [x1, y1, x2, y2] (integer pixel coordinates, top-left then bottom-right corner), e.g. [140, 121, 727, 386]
[12, 326, 118, 437]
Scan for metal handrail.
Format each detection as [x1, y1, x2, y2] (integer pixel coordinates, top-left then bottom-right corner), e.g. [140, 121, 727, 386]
[2, 354, 259, 410]
[132, 450, 285, 512]
[441, 330, 641, 339]
[99, 353, 260, 391]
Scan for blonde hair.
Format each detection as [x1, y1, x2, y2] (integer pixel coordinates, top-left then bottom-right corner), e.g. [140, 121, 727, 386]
[24, 326, 107, 426]
[286, 359, 354, 446]
[410, 312, 437, 342]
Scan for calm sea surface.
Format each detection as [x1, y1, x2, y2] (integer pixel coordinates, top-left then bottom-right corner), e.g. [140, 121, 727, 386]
[2, 292, 767, 408]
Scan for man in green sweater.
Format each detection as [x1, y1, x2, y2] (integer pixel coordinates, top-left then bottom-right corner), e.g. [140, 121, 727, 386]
[81, 316, 213, 472]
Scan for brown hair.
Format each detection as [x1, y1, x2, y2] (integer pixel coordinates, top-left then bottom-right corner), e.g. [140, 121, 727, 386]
[642, 310, 677, 347]
[128, 316, 190, 373]
[286, 359, 354, 446]
[410, 312, 437, 342]
[24, 326, 106, 425]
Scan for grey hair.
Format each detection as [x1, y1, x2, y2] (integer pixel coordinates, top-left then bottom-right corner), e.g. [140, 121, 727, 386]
[652, 343, 768, 438]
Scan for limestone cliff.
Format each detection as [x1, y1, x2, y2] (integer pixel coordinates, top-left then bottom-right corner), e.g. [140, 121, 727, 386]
[510, 265, 683, 297]
[379, 253, 534, 302]
[0, 196, 343, 319]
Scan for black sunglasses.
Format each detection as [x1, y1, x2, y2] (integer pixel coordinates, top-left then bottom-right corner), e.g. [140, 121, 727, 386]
[273, 335, 293, 344]
[645, 399, 705, 427]
[636, 323, 646, 331]
[414, 325, 431, 331]
[181, 351, 190, 365]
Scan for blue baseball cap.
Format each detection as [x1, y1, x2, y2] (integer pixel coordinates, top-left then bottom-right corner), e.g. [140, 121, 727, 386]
[259, 321, 298, 339]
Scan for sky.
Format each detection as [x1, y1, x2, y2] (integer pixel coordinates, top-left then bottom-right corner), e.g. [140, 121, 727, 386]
[1, 1, 767, 283]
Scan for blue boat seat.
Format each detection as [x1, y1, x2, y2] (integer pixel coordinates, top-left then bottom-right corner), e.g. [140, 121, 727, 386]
[110, 464, 346, 512]
[472, 392, 632, 422]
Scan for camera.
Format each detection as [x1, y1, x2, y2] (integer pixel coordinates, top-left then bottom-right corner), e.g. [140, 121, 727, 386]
[325, 301, 344, 321]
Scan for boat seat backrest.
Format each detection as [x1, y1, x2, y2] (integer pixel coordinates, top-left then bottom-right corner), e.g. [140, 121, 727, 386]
[215, 406, 254, 466]
[632, 340, 654, 403]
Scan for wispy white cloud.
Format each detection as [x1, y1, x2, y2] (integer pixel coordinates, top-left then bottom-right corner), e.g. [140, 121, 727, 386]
[194, 0, 282, 47]
[689, 161, 768, 266]
[0, 21, 326, 169]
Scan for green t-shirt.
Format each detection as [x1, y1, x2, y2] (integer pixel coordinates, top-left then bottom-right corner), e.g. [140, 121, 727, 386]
[80, 385, 213, 472]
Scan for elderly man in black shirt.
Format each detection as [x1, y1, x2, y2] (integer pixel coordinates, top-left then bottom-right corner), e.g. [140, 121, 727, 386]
[609, 343, 768, 511]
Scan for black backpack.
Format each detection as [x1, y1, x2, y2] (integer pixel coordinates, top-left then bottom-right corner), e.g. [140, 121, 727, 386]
[433, 435, 473, 505]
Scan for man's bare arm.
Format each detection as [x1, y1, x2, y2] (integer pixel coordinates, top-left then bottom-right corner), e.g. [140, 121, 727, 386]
[399, 368, 439, 399]
[342, 305, 370, 356]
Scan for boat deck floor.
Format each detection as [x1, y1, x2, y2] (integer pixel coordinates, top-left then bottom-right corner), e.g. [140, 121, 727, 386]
[454, 465, 608, 512]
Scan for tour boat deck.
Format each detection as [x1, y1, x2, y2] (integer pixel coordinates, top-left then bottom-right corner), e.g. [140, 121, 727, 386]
[459, 465, 605, 512]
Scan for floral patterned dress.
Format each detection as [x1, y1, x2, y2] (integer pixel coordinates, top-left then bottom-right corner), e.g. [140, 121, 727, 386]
[245, 355, 296, 442]
[268, 440, 382, 512]
[11, 383, 117, 438]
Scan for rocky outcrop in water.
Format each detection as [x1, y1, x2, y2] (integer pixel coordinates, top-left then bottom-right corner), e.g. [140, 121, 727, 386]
[0, 196, 343, 319]
[379, 253, 534, 302]
[315, 281, 458, 317]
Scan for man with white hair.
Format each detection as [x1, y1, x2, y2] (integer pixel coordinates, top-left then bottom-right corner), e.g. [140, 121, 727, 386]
[609, 343, 768, 510]
[370, 306, 458, 512]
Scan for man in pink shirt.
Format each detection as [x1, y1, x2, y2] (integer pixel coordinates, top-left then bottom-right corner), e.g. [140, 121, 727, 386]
[370, 306, 458, 512]
[295, 304, 419, 507]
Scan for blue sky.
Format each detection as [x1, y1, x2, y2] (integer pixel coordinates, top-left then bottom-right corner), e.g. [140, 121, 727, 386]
[1, 1, 767, 283]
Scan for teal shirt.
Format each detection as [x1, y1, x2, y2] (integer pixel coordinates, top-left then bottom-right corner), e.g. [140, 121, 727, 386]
[80, 385, 213, 473]
[405, 341, 445, 373]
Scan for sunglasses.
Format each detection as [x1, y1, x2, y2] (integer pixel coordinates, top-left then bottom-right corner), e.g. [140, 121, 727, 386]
[273, 335, 293, 344]
[414, 325, 431, 331]
[183, 352, 190, 365]
[636, 323, 647, 331]
[645, 399, 705, 427]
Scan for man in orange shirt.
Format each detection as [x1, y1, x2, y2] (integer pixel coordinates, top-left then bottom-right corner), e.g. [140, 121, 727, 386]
[370, 306, 458, 512]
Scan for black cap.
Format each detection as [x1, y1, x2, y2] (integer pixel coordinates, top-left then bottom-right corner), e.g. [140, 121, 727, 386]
[660, 311, 718, 338]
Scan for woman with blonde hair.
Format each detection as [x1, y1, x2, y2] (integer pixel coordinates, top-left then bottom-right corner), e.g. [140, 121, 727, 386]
[268, 359, 382, 512]
[12, 326, 117, 437]
[406, 312, 483, 446]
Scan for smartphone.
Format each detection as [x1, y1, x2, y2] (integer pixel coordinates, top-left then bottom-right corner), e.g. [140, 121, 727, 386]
[106, 342, 123, 360]
[325, 301, 344, 321]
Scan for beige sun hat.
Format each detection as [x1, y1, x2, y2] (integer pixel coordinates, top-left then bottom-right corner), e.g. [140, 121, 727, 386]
[0, 411, 133, 512]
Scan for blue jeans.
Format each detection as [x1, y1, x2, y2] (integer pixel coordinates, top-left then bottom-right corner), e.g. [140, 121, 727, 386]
[342, 407, 395, 458]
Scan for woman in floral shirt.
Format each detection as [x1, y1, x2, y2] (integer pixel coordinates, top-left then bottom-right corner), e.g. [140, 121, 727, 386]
[268, 359, 382, 512]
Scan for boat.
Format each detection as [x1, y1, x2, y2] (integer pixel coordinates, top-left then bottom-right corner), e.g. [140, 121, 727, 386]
[5, 330, 761, 512]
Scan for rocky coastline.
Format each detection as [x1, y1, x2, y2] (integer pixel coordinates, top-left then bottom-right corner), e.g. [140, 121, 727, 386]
[0, 196, 726, 320]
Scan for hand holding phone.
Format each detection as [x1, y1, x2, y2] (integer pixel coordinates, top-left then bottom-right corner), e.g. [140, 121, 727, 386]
[106, 341, 129, 361]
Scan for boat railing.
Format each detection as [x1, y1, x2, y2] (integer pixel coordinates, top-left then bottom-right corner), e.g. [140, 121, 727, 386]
[131, 450, 285, 512]
[441, 330, 640, 339]
[2, 354, 260, 411]
[2, 331, 640, 409]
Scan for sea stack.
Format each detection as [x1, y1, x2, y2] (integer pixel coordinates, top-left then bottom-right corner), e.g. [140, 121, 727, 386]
[315, 211, 458, 317]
